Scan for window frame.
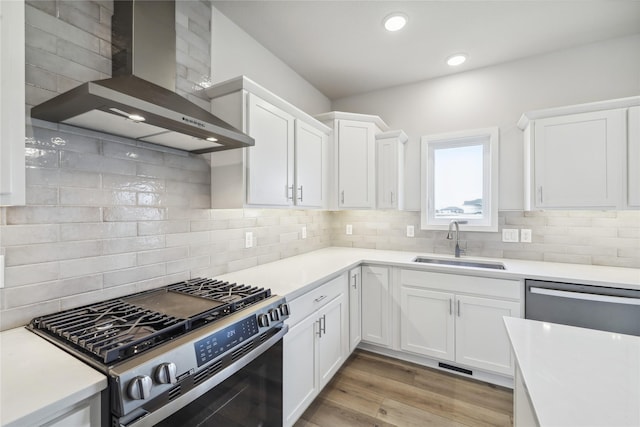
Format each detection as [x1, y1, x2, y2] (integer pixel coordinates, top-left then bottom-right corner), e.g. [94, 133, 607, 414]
[420, 127, 499, 232]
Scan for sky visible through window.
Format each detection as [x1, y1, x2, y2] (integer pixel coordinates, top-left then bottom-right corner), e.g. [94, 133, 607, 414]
[434, 144, 483, 217]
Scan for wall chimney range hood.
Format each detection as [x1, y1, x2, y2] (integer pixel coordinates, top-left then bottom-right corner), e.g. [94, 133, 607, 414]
[30, 0, 253, 154]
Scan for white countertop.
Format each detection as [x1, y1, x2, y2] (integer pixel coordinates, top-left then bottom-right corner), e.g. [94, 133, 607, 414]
[216, 247, 640, 300]
[504, 317, 640, 427]
[0, 327, 107, 427]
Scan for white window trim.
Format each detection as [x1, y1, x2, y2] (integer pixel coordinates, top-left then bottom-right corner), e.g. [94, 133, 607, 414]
[420, 127, 499, 232]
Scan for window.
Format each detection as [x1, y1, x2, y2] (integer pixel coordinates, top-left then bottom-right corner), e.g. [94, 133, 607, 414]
[421, 127, 499, 232]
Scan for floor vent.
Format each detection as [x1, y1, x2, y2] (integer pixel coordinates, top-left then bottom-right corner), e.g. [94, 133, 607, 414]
[438, 362, 473, 376]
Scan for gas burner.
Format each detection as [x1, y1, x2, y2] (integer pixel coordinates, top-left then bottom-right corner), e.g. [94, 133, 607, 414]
[29, 278, 272, 365]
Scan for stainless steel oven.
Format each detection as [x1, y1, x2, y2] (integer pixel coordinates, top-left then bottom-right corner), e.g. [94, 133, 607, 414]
[28, 278, 289, 427]
[525, 279, 640, 336]
[155, 336, 283, 427]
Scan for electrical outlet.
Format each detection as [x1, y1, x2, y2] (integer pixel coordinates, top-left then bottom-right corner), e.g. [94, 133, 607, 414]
[245, 231, 253, 248]
[521, 229, 532, 243]
[502, 229, 519, 243]
[301, 226, 307, 239]
[346, 224, 353, 235]
[0, 255, 4, 289]
[406, 225, 415, 237]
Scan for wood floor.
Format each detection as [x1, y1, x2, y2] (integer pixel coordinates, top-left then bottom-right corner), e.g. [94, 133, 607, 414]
[294, 349, 513, 427]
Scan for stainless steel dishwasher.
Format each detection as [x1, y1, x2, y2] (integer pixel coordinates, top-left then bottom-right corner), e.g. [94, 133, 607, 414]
[525, 279, 640, 336]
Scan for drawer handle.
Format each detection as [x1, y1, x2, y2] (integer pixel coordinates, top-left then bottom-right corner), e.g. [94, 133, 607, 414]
[314, 295, 327, 303]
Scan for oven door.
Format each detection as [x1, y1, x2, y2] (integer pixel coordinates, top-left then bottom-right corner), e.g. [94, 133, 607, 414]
[123, 325, 287, 427]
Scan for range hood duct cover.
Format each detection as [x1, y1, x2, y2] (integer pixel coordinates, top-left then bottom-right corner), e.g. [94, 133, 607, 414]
[30, 0, 253, 154]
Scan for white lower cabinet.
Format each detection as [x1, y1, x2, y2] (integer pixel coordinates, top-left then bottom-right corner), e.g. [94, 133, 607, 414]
[41, 392, 102, 427]
[361, 265, 392, 347]
[399, 269, 521, 376]
[283, 275, 348, 427]
[400, 287, 455, 360]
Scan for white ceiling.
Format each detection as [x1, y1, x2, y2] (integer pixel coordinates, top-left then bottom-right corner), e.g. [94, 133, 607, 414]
[211, 1, 640, 100]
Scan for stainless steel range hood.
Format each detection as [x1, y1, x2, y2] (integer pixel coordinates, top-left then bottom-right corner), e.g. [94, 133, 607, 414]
[30, 0, 253, 154]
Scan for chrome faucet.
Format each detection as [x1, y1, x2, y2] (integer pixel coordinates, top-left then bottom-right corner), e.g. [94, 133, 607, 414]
[446, 220, 468, 258]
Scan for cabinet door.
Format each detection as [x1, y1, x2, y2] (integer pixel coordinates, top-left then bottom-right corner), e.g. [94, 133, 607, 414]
[628, 106, 640, 207]
[283, 313, 318, 427]
[455, 295, 521, 375]
[0, 0, 25, 206]
[377, 139, 399, 209]
[295, 120, 326, 207]
[246, 93, 295, 206]
[348, 267, 362, 353]
[338, 120, 376, 208]
[317, 293, 348, 388]
[400, 287, 455, 361]
[533, 109, 624, 208]
[361, 266, 391, 346]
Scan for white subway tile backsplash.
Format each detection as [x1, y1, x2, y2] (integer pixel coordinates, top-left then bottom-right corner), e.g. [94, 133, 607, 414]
[0, 224, 59, 246]
[61, 151, 137, 175]
[59, 253, 137, 279]
[137, 247, 189, 266]
[103, 264, 167, 288]
[4, 262, 59, 288]
[7, 206, 101, 224]
[5, 240, 102, 267]
[60, 222, 137, 241]
[102, 236, 165, 255]
[103, 207, 167, 222]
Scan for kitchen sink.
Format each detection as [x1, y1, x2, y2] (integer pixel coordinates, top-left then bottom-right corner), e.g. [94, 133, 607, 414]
[412, 257, 506, 270]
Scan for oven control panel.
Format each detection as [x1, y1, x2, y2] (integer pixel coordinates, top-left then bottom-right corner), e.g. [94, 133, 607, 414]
[194, 316, 259, 367]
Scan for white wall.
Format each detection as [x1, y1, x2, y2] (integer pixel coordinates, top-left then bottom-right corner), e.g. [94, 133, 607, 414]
[332, 34, 640, 210]
[211, 7, 331, 116]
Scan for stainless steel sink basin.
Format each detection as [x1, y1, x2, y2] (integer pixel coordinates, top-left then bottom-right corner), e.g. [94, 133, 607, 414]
[412, 257, 506, 270]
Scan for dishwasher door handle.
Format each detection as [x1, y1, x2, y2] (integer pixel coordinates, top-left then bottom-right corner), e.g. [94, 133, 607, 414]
[530, 287, 640, 306]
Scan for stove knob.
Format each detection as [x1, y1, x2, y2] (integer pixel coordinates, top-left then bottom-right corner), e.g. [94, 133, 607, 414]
[278, 303, 290, 317]
[269, 309, 280, 321]
[258, 313, 270, 327]
[128, 375, 152, 400]
[155, 362, 177, 385]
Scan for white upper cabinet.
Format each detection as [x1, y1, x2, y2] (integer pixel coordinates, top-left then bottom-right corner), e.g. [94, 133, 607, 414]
[376, 130, 407, 210]
[316, 112, 388, 209]
[0, 0, 26, 206]
[246, 94, 295, 206]
[206, 76, 330, 209]
[519, 96, 640, 210]
[295, 120, 327, 208]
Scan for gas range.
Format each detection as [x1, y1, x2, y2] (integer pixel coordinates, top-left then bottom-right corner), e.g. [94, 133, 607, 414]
[28, 277, 290, 426]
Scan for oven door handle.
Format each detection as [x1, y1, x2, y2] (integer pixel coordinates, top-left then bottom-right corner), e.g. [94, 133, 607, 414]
[530, 287, 640, 306]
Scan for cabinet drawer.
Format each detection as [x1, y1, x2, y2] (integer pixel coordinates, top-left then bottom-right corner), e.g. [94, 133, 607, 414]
[287, 274, 347, 326]
[400, 269, 520, 300]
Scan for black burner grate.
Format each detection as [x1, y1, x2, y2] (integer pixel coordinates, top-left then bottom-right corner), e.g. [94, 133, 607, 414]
[29, 278, 271, 365]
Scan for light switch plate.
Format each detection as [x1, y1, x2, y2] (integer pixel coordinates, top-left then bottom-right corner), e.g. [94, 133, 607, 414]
[245, 231, 253, 248]
[346, 224, 353, 235]
[406, 225, 415, 237]
[301, 226, 307, 239]
[502, 229, 519, 243]
[521, 229, 532, 243]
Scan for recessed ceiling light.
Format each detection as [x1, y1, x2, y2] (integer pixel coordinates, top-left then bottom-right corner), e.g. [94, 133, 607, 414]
[383, 13, 408, 32]
[447, 54, 467, 67]
[206, 137, 218, 142]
